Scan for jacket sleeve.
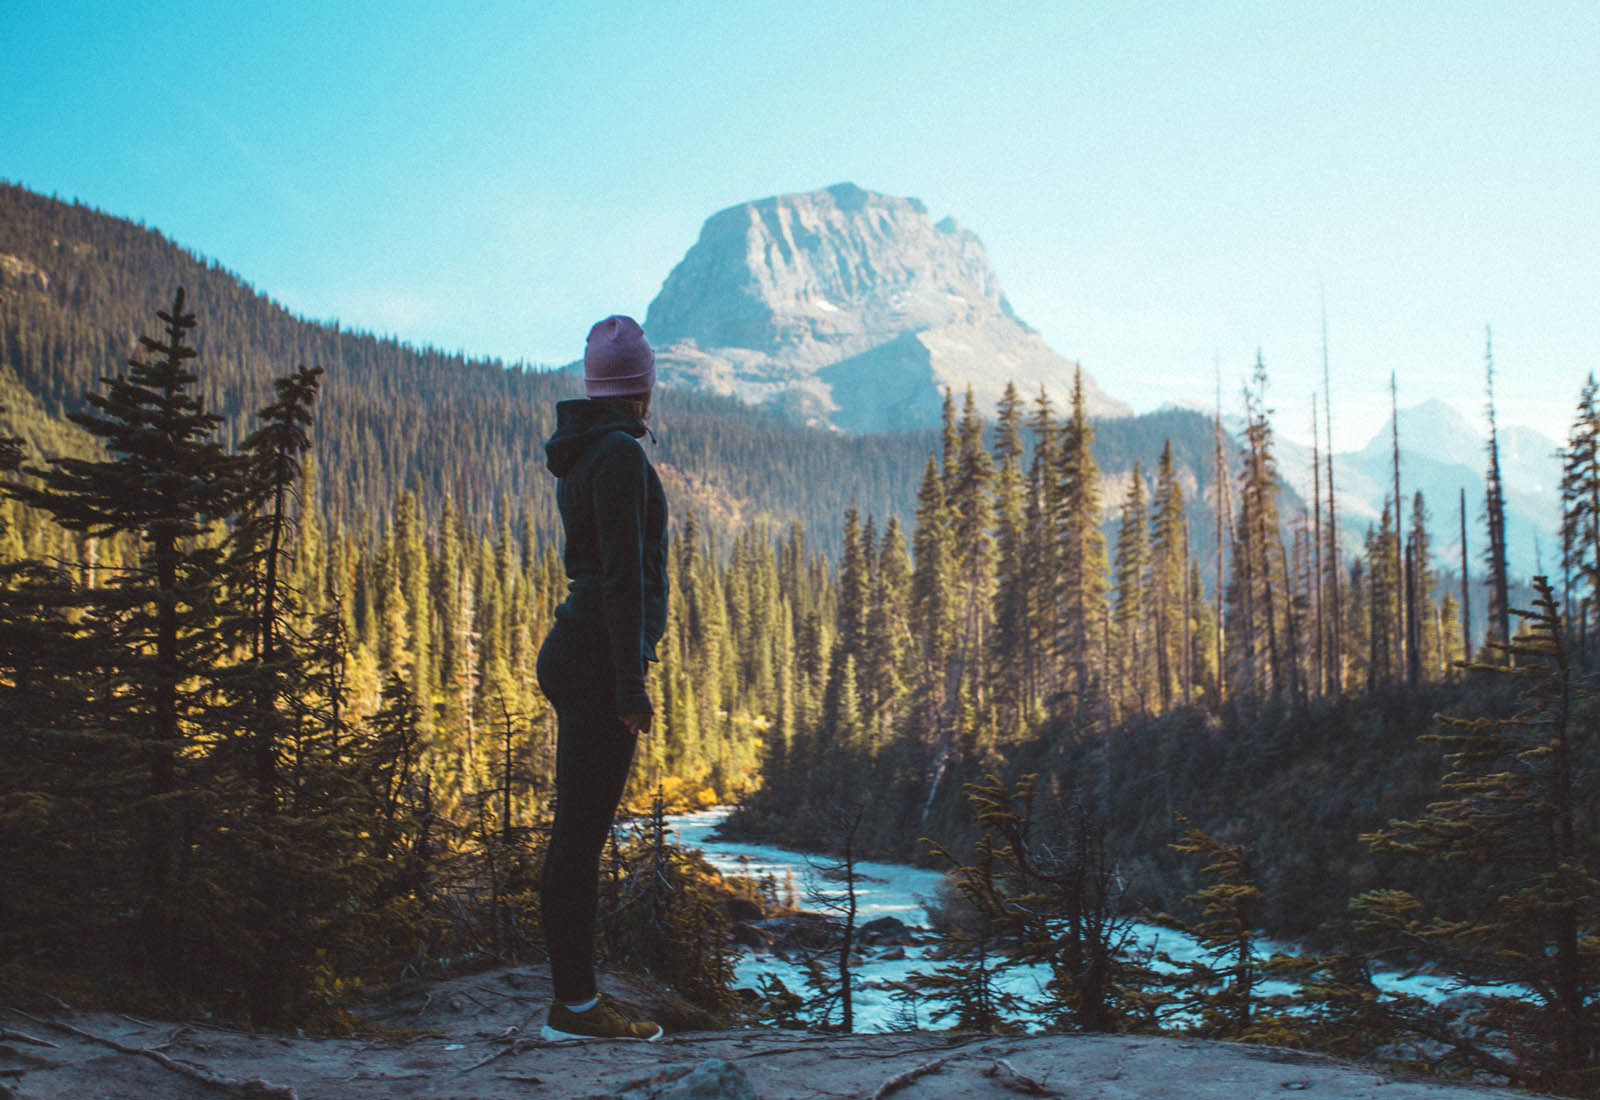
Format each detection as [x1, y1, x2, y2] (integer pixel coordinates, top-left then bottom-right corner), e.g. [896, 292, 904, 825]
[591, 435, 652, 716]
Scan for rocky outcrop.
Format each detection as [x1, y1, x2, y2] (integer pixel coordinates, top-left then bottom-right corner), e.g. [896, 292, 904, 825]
[2, 976, 1534, 1099]
[645, 183, 1128, 431]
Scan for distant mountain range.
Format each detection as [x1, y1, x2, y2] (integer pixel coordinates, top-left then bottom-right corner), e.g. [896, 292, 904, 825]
[644, 182, 1128, 431]
[637, 182, 1561, 585]
[1254, 399, 1561, 584]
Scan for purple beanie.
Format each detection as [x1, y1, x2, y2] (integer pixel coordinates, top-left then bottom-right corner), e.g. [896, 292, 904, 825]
[584, 315, 656, 397]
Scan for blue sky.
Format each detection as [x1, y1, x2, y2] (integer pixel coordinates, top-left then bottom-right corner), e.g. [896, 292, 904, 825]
[3, 0, 1596, 451]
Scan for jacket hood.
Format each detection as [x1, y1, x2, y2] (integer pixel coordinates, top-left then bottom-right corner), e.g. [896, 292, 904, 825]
[544, 399, 647, 476]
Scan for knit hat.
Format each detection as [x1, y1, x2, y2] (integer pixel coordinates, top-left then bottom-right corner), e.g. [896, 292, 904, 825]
[583, 315, 655, 397]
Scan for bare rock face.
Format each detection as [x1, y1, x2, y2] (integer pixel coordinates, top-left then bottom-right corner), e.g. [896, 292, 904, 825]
[645, 183, 1129, 431]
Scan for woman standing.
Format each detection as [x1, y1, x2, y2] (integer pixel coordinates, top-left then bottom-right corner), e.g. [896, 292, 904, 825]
[537, 315, 668, 1041]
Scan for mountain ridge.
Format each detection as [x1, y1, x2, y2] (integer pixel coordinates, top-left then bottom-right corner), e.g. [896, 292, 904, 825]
[644, 182, 1129, 431]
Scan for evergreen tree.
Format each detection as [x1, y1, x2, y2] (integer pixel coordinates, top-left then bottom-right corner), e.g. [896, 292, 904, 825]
[925, 775, 1143, 1032]
[911, 454, 958, 820]
[1226, 353, 1287, 702]
[1362, 511, 1397, 691]
[990, 381, 1030, 735]
[1408, 491, 1438, 680]
[7, 287, 241, 985]
[863, 515, 913, 745]
[223, 364, 323, 807]
[951, 387, 996, 717]
[824, 499, 869, 741]
[1560, 374, 1600, 655]
[1482, 328, 1512, 651]
[1357, 578, 1600, 1090]
[1147, 441, 1187, 712]
[1112, 464, 1151, 716]
[1156, 818, 1276, 1040]
[1056, 369, 1110, 718]
[1020, 387, 1060, 716]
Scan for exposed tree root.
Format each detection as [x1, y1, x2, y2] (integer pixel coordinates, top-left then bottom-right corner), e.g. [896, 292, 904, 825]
[0, 1029, 57, 1048]
[461, 1037, 539, 1073]
[983, 1057, 1058, 1096]
[869, 1054, 954, 1098]
[7, 1009, 299, 1099]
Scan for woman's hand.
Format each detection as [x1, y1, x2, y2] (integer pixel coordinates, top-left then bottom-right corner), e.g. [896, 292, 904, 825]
[620, 712, 653, 737]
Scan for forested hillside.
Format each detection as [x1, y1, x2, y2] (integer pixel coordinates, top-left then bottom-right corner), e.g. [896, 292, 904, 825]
[0, 183, 932, 554]
[0, 184, 1245, 562]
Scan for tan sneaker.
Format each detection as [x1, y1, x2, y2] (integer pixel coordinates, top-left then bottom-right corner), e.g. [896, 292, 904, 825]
[540, 993, 664, 1041]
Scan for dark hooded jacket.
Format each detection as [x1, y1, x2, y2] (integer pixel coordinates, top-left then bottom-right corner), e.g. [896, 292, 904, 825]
[544, 398, 669, 715]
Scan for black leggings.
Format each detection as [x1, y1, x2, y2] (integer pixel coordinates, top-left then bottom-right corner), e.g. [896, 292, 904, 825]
[536, 620, 638, 1004]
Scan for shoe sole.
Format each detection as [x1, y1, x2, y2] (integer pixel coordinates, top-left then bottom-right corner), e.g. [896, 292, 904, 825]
[540, 1023, 664, 1042]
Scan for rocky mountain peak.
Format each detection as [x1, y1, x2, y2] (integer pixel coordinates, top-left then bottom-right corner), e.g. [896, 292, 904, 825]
[644, 183, 1127, 431]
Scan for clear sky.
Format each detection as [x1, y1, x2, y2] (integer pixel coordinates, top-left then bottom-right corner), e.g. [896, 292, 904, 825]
[4, 0, 1596, 451]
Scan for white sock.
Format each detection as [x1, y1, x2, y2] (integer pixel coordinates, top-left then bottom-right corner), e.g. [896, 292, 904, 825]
[565, 995, 599, 1013]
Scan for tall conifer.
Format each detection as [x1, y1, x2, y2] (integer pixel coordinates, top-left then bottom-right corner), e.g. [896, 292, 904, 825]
[1559, 375, 1600, 653]
[1113, 464, 1150, 716]
[1148, 441, 1187, 712]
[1482, 328, 1512, 651]
[990, 381, 1029, 733]
[951, 388, 996, 709]
[8, 288, 240, 982]
[1056, 370, 1109, 716]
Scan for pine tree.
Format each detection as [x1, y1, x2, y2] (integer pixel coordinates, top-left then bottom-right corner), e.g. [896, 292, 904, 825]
[1320, 308, 1344, 693]
[1113, 464, 1151, 716]
[1408, 491, 1438, 680]
[1148, 441, 1187, 712]
[921, 775, 1142, 1032]
[911, 454, 958, 820]
[1389, 373, 1409, 681]
[1227, 353, 1286, 701]
[394, 491, 434, 729]
[1362, 512, 1397, 691]
[1310, 394, 1326, 696]
[1357, 578, 1600, 1089]
[1156, 817, 1275, 1040]
[223, 364, 323, 807]
[990, 381, 1029, 735]
[940, 387, 959, 499]
[1021, 386, 1060, 716]
[1560, 374, 1600, 656]
[863, 516, 913, 745]
[951, 387, 996, 713]
[1056, 369, 1110, 717]
[828, 499, 869, 703]
[1482, 328, 1512, 652]
[1459, 487, 1474, 660]
[901, 829, 1025, 1033]
[8, 287, 241, 984]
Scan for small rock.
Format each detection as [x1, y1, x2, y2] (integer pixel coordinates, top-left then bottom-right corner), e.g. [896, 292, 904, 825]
[730, 921, 769, 950]
[879, 945, 906, 961]
[611, 1058, 756, 1100]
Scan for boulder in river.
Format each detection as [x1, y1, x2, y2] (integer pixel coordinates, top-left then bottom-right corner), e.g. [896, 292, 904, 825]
[730, 922, 770, 951]
[726, 896, 764, 923]
[859, 915, 912, 944]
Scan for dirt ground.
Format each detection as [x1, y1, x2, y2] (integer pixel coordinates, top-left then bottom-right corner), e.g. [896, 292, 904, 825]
[0, 965, 1547, 1099]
